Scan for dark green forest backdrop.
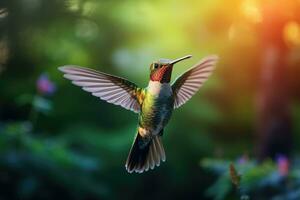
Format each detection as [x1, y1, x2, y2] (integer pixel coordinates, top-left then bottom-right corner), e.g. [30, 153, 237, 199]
[1, 0, 300, 199]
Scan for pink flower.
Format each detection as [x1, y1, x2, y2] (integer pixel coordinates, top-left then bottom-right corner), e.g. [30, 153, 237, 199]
[276, 155, 289, 176]
[36, 74, 56, 96]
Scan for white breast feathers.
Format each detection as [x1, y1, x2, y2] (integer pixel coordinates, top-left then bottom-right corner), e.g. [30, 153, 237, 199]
[148, 81, 172, 96]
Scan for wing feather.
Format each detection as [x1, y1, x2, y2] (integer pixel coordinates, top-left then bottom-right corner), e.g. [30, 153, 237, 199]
[172, 55, 218, 109]
[59, 65, 142, 113]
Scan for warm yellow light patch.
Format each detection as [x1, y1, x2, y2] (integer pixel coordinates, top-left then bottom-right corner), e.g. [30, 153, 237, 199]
[283, 21, 300, 46]
[241, 0, 262, 23]
[228, 24, 236, 41]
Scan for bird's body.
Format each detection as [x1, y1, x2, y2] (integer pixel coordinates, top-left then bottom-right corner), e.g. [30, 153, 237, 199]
[140, 81, 174, 136]
[59, 54, 218, 173]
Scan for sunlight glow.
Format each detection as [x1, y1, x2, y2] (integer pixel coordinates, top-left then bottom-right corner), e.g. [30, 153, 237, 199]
[228, 24, 236, 41]
[241, 0, 262, 23]
[283, 21, 300, 46]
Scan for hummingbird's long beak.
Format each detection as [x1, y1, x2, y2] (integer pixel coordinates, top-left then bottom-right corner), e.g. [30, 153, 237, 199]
[170, 55, 192, 65]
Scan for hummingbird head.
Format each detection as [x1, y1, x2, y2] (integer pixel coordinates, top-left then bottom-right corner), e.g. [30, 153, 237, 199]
[149, 55, 192, 83]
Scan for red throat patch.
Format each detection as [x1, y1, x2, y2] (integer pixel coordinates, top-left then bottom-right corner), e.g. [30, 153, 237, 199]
[150, 65, 173, 83]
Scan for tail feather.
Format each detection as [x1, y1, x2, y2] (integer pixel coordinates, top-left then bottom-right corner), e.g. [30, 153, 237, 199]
[148, 145, 155, 170]
[152, 139, 160, 167]
[125, 133, 166, 173]
[156, 137, 166, 161]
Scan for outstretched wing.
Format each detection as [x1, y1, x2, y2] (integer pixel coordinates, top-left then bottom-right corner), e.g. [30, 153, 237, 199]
[59, 66, 142, 113]
[172, 55, 218, 109]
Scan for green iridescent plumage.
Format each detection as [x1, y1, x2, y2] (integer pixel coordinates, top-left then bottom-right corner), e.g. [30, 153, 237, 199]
[139, 88, 174, 131]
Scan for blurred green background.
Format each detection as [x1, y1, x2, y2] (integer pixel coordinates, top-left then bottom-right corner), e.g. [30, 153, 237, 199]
[1, 0, 300, 199]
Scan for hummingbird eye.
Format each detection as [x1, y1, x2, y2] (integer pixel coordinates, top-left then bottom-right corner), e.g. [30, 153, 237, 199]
[153, 63, 159, 69]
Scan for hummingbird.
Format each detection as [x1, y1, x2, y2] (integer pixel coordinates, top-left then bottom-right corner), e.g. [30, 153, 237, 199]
[58, 54, 218, 173]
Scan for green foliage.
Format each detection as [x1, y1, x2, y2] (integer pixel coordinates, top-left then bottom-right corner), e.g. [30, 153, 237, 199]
[201, 157, 300, 200]
[0, 122, 108, 199]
